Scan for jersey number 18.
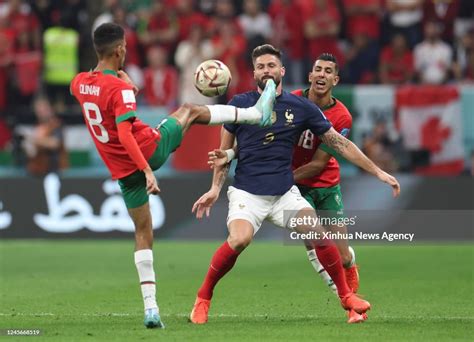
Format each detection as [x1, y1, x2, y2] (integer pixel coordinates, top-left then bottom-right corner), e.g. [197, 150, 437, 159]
[298, 130, 314, 150]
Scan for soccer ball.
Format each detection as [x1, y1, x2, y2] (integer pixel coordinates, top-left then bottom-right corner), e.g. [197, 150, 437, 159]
[194, 60, 232, 97]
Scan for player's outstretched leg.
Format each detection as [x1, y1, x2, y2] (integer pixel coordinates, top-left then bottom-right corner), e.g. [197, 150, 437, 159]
[170, 79, 277, 134]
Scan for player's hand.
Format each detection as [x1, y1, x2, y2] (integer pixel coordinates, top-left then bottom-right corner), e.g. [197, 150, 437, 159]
[377, 170, 400, 197]
[208, 149, 229, 169]
[117, 70, 139, 95]
[144, 169, 160, 195]
[192, 187, 219, 219]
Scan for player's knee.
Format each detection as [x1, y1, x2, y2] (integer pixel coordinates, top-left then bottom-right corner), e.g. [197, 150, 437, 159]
[227, 233, 252, 252]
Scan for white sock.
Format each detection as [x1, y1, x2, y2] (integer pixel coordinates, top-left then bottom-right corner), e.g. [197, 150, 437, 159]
[206, 105, 261, 125]
[306, 249, 338, 295]
[134, 249, 158, 311]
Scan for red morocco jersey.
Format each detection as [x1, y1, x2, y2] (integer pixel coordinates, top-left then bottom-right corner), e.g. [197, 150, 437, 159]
[291, 88, 352, 188]
[71, 70, 160, 179]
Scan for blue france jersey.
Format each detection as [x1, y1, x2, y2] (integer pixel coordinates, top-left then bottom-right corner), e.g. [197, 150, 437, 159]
[224, 90, 332, 195]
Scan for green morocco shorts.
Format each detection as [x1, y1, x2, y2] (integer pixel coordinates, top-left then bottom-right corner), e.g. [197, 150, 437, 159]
[118, 117, 182, 209]
[297, 183, 345, 219]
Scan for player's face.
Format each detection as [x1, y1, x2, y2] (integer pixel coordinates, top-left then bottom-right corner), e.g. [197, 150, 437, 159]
[253, 54, 285, 91]
[309, 60, 339, 95]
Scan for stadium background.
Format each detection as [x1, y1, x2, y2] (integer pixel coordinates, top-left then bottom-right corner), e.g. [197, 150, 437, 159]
[0, 0, 472, 340]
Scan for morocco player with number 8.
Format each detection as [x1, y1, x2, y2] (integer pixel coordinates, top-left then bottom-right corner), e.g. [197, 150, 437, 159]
[70, 23, 277, 329]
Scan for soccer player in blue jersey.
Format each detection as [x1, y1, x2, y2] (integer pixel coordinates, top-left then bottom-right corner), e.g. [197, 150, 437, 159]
[189, 44, 400, 324]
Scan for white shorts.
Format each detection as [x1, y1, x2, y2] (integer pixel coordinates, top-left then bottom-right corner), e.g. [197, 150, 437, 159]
[226, 185, 313, 234]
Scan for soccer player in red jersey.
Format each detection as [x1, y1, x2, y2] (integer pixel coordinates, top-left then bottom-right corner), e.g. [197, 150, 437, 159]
[70, 23, 276, 329]
[291, 53, 366, 323]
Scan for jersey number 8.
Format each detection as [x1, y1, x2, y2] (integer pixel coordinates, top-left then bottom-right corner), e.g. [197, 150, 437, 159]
[83, 102, 110, 143]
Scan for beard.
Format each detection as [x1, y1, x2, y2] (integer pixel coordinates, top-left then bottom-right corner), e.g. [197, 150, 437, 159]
[257, 75, 281, 91]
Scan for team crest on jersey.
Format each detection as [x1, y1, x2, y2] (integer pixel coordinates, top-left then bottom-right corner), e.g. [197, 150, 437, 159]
[285, 109, 295, 127]
[239, 203, 246, 209]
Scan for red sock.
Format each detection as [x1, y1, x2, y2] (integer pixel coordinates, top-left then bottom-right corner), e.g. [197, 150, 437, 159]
[197, 241, 240, 300]
[314, 240, 351, 298]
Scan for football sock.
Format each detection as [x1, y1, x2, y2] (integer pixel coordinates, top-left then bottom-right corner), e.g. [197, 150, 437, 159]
[314, 241, 351, 298]
[206, 105, 262, 125]
[197, 241, 240, 300]
[134, 249, 158, 311]
[306, 249, 337, 294]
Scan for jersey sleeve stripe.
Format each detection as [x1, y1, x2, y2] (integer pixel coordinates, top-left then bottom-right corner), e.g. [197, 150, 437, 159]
[116, 111, 137, 124]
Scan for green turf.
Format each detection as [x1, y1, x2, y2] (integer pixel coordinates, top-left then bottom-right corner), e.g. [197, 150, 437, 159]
[0, 241, 472, 341]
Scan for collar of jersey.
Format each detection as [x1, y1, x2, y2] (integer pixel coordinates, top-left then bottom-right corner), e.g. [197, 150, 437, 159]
[303, 88, 337, 111]
[102, 69, 118, 76]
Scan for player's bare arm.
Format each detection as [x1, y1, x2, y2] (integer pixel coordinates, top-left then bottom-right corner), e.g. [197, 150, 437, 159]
[192, 128, 235, 219]
[293, 148, 332, 182]
[320, 127, 401, 197]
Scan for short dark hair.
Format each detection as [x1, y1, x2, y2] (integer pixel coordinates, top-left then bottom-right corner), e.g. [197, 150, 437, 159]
[93, 23, 125, 57]
[251, 44, 282, 64]
[315, 53, 339, 74]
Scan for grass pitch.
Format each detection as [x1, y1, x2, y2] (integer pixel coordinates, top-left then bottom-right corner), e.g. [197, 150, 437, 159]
[0, 240, 472, 341]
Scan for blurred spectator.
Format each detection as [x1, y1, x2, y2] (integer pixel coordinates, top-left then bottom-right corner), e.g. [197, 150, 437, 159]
[212, 20, 251, 97]
[343, 0, 382, 42]
[414, 21, 453, 84]
[143, 46, 178, 108]
[0, 15, 14, 112]
[26, 97, 68, 176]
[208, 0, 239, 36]
[209, 1, 251, 97]
[30, 0, 60, 30]
[3, 0, 41, 51]
[176, 0, 209, 41]
[10, 29, 42, 107]
[379, 33, 414, 84]
[43, 14, 79, 107]
[138, 0, 179, 55]
[57, 0, 88, 33]
[238, 0, 272, 47]
[362, 121, 399, 173]
[92, 0, 120, 34]
[301, 0, 345, 68]
[268, 0, 305, 85]
[112, 6, 144, 90]
[385, 0, 423, 48]
[342, 33, 379, 84]
[453, 28, 474, 82]
[423, 0, 460, 43]
[175, 24, 216, 104]
[454, 0, 474, 42]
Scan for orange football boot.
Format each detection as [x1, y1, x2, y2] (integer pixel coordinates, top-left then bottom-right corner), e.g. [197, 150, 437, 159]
[347, 309, 368, 323]
[189, 297, 211, 324]
[340, 293, 371, 314]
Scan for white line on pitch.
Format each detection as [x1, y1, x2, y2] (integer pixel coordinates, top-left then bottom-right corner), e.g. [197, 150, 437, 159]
[0, 313, 473, 321]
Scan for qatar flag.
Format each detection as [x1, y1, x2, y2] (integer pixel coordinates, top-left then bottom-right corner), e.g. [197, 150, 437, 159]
[397, 85, 464, 175]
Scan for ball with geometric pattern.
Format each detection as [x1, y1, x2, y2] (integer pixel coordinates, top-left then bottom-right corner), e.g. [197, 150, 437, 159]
[194, 59, 232, 97]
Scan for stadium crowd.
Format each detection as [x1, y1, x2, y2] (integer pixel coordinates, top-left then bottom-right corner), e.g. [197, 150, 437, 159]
[0, 0, 473, 174]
